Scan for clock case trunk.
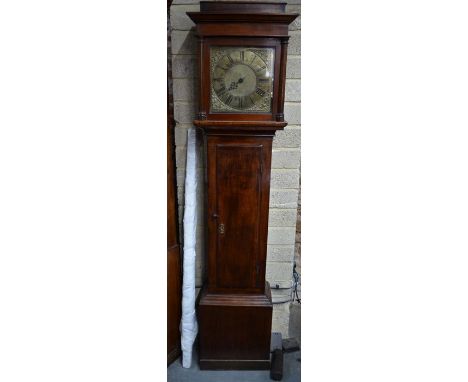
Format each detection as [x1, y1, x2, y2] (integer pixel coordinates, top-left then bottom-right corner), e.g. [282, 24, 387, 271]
[196, 129, 278, 370]
[188, 2, 298, 370]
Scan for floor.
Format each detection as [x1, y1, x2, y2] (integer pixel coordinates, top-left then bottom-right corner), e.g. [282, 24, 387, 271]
[167, 347, 301, 382]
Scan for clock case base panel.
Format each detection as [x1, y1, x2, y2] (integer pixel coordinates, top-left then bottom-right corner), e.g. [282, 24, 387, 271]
[198, 282, 273, 371]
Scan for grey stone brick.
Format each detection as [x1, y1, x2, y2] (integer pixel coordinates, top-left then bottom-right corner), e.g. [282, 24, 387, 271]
[272, 319, 289, 337]
[177, 185, 185, 205]
[272, 149, 300, 169]
[272, 302, 291, 336]
[285, 79, 301, 102]
[268, 209, 297, 227]
[175, 146, 187, 168]
[174, 102, 195, 123]
[172, 55, 197, 79]
[267, 245, 295, 262]
[286, 4, 301, 13]
[178, 204, 184, 224]
[272, 312, 290, 337]
[288, 31, 301, 55]
[273, 126, 301, 148]
[171, 30, 197, 55]
[286, 56, 300, 79]
[271, 286, 293, 300]
[266, 261, 294, 281]
[170, 5, 198, 31]
[174, 124, 190, 147]
[272, 302, 290, 317]
[173, 78, 198, 101]
[176, 167, 186, 187]
[284, 102, 301, 124]
[268, 227, 296, 245]
[269, 189, 299, 208]
[273, 324, 289, 338]
[271, 169, 300, 188]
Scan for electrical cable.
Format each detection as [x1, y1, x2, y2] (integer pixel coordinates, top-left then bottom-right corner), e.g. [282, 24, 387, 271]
[292, 262, 301, 304]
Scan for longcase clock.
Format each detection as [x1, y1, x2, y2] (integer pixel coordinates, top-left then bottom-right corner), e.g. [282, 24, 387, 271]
[187, 1, 298, 370]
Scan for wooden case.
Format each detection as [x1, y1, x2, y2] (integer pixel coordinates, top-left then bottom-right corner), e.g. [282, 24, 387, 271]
[187, 2, 298, 370]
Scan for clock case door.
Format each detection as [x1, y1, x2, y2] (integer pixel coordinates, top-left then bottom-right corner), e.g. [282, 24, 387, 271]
[205, 134, 272, 294]
[201, 38, 282, 122]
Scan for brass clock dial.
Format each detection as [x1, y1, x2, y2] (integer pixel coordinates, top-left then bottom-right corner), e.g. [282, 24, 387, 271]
[210, 47, 274, 113]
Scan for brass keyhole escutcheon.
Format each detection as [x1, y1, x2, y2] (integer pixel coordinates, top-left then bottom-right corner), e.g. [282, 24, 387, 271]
[218, 223, 225, 235]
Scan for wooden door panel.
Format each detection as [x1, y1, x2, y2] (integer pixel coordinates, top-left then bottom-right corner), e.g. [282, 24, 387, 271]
[215, 144, 263, 289]
[206, 135, 273, 294]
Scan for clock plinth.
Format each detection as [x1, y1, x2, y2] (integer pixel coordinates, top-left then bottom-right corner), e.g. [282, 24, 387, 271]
[198, 283, 273, 370]
[188, 2, 298, 371]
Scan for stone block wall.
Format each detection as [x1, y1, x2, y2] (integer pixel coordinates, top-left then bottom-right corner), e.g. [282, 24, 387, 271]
[170, 0, 301, 337]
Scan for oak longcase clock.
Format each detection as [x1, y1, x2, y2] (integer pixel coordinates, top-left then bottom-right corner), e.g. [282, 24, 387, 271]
[187, 1, 298, 370]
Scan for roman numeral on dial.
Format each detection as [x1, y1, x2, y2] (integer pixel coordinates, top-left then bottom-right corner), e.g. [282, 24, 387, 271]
[256, 65, 266, 73]
[255, 88, 266, 97]
[240, 95, 254, 109]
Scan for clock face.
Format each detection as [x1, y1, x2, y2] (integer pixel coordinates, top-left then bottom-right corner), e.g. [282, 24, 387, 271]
[210, 47, 274, 113]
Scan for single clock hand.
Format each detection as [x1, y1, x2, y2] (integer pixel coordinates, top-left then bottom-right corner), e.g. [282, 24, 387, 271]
[226, 77, 246, 91]
[229, 77, 245, 90]
[228, 77, 244, 90]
